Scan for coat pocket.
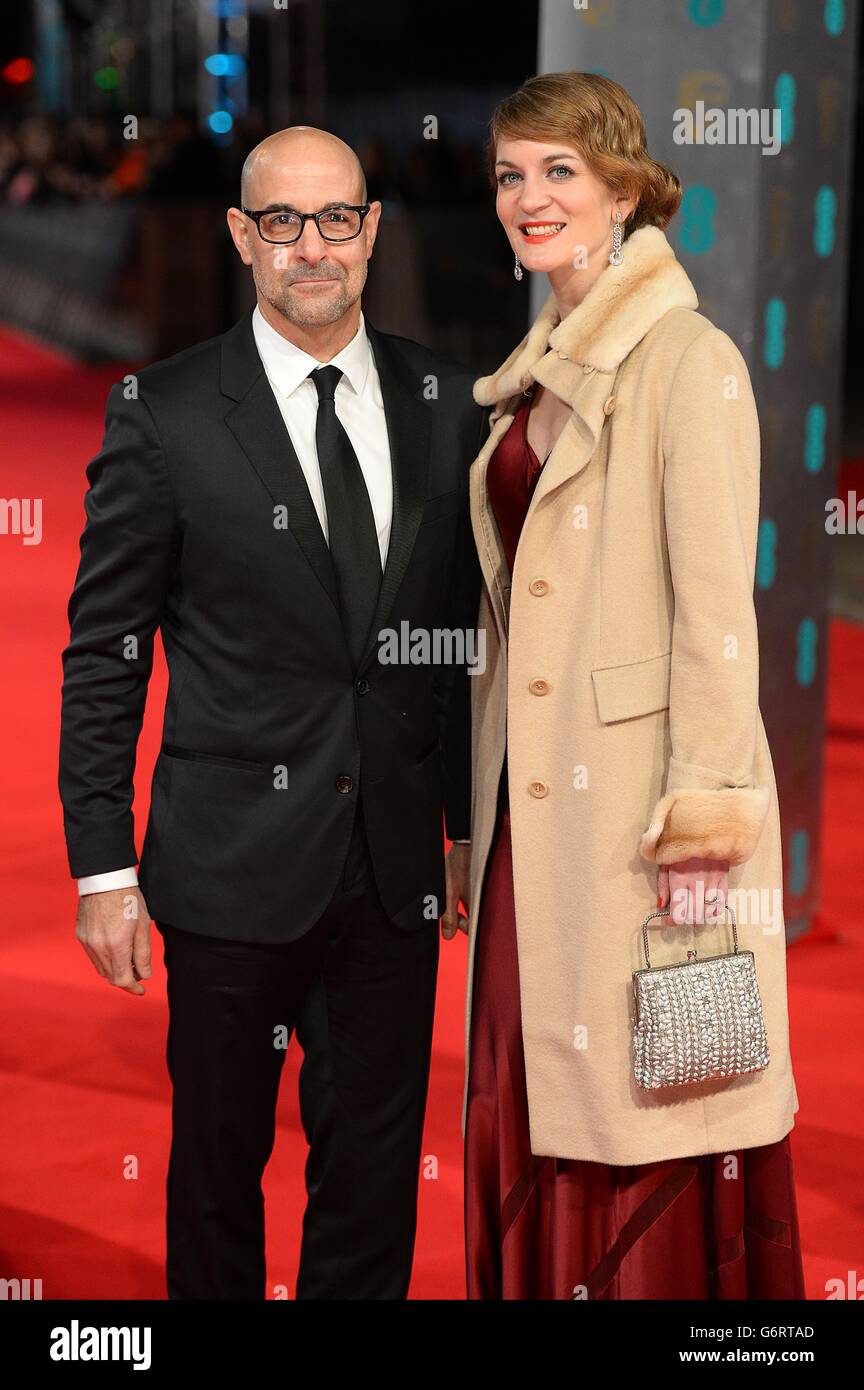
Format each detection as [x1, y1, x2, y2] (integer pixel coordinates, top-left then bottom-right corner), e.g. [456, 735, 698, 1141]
[160, 743, 267, 773]
[590, 651, 671, 724]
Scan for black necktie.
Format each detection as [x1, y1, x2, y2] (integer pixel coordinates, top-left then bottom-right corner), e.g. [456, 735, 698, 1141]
[310, 365, 382, 670]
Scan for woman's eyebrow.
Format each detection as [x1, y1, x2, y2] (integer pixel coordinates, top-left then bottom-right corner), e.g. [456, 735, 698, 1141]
[494, 154, 577, 168]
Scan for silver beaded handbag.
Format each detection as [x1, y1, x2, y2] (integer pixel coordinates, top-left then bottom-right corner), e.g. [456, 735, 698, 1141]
[632, 905, 770, 1089]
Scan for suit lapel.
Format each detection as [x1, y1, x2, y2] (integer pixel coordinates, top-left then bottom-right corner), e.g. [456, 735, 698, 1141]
[226, 373, 341, 608]
[221, 310, 339, 609]
[359, 322, 431, 669]
[220, 311, 432, 670]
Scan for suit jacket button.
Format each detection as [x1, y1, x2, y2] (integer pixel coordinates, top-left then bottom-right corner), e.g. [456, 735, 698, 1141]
[528, 779, 549, 798]
[335, 775, 354, 794]
[529, 578, 549, 596]
[528, 678, 550, 696]
[603, 395, 617, 415]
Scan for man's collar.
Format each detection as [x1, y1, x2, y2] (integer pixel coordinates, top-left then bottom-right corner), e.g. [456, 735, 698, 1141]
[251, 302, 371, 398]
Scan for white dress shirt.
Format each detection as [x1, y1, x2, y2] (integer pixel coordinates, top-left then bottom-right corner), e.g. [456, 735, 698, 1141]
[77, 305, 465, 896]
[251, 304, 393, 566]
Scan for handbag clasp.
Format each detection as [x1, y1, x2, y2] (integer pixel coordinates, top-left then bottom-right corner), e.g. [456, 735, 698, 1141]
[640, 904, 739, 971]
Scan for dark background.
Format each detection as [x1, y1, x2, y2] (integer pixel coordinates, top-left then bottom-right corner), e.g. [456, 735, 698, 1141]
[1, 0, 861, 634]
[0, 0, 538, 370]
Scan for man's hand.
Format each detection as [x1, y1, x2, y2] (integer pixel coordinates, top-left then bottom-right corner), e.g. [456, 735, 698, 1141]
[441, 843, 471, 940]
[658, 857, 730, 926]
[75, 886, 153, 995]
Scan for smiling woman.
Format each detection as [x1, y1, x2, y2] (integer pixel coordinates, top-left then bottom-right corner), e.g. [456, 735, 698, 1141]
[489, 73, 678, 298]
[462, 69, 805, 1303]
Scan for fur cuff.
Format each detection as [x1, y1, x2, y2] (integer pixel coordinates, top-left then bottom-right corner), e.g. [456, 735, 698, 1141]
[640, 785, 771, 866]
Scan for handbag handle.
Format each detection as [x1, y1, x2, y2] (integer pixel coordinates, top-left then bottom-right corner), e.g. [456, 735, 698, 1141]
[640, 903, 739, 970]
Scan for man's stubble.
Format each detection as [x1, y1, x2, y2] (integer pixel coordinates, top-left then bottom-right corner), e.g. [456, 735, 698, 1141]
[255, 260, 367, 330]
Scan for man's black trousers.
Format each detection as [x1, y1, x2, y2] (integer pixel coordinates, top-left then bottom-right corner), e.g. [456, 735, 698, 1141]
[155, 800, 440, 1299]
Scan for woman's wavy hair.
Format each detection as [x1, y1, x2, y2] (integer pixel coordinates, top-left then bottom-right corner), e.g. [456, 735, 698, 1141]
[484, 72, 682, 238]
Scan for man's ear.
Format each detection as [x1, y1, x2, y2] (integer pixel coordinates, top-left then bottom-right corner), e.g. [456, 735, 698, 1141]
[226, 207, 253, 266]
[363, 200, 384, 260]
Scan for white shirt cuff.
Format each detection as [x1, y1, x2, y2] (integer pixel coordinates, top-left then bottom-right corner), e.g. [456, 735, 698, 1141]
[77, 866, 139, 895]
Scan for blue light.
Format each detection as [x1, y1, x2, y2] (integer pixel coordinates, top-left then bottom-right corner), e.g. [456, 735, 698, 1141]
[204, 53, 245, 77]
[208, 110, 233, 134]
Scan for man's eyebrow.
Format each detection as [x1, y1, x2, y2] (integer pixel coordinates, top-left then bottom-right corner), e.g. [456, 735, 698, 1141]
[257, 200, 353, 212]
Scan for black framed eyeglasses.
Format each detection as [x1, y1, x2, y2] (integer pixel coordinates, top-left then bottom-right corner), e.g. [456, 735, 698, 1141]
[242, 203, 371, 244]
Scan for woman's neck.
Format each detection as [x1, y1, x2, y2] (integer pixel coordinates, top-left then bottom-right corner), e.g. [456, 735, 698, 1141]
[549, 256, 613, 319]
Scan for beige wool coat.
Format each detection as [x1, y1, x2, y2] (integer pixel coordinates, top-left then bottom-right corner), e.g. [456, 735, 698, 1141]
[462, 223, 799, 1165]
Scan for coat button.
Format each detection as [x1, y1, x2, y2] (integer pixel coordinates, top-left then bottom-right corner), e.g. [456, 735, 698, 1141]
[528, 779, 549, 798]
[335, 775, 354, 794]
[355, 677, 369, 695]
[603, 395, 617, 415]
[583, 363, 595, 374]
[558, 349, 569, 360]
[529, 577, 549, 596]
[528, 678, 550, 696]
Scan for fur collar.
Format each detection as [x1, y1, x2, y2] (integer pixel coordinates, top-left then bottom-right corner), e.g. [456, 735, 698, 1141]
[473, 225, 698, 407]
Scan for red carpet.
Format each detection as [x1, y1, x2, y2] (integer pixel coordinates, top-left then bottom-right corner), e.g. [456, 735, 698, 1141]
[0, 327, 861, 1299]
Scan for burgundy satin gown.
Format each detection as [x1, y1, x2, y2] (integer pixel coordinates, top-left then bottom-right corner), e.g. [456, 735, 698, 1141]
[463, 389, 806, 1300]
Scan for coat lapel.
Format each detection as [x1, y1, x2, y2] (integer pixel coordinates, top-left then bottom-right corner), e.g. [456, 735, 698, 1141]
[469, 408, 519, 642]
[473, 225, 698, 408]
[469, 226, 700, 610]
[525, 362, 620, 511]
[468, 373, 617, 644]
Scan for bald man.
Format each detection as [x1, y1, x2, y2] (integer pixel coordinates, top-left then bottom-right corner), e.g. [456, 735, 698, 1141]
[60, 126, 485, 1298]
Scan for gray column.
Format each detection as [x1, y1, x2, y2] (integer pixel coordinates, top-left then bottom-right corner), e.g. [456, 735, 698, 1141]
[534, 0, 860, 939]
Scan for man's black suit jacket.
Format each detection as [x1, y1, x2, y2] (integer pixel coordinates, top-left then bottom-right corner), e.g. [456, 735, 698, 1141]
[59, 308, 485, 942]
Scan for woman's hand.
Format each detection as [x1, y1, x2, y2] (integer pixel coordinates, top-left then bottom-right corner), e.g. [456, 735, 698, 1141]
[658, 857, 730, 925]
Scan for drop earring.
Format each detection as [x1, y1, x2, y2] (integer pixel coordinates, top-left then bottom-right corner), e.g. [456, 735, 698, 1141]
[609, 210, 623, 266]
[514, 253, 523, 282]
